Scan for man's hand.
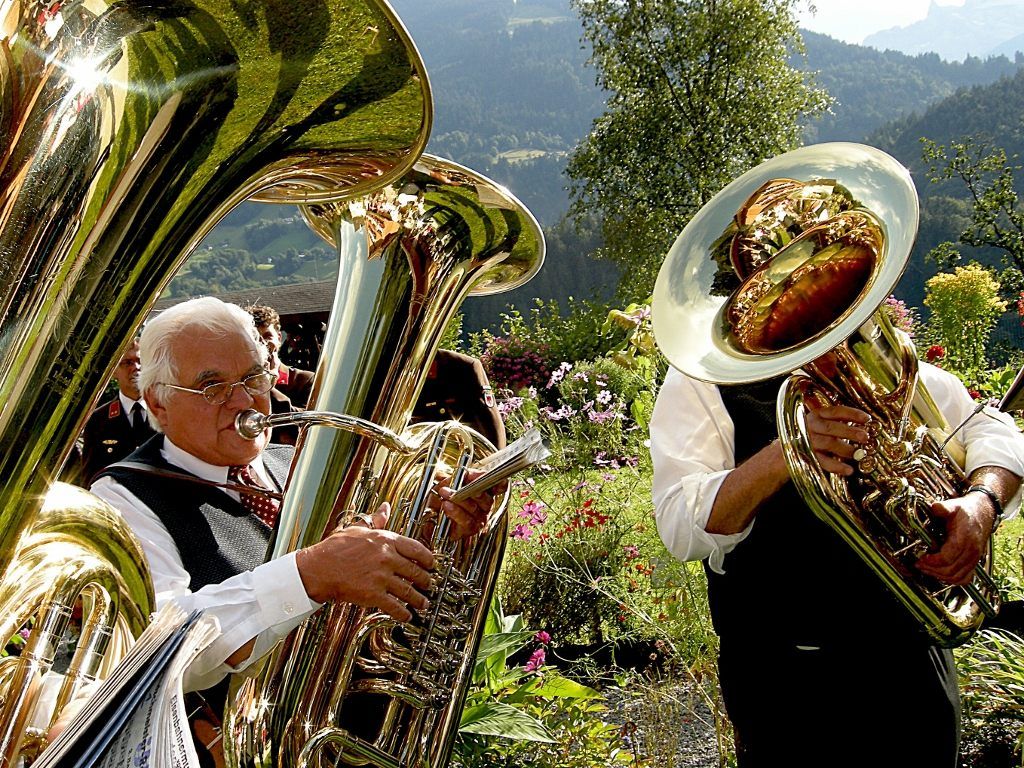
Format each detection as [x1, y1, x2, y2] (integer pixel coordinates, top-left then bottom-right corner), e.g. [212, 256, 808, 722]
[430, 469, 502, 539]
[804, 403, 871, 477]
[296, 503, 435, 622]
[916, 492, 996, 586]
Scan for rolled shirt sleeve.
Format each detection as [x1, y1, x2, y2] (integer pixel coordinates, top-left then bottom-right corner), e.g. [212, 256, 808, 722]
[650, 367, 754, 572]
[650, 361, 1024, 573]
[91, 465, 320, 692]
[920, 362, 1024, 519]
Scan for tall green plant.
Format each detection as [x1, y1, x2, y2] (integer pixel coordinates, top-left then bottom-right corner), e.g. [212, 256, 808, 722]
[455, 600, 631, 768]
[923, 263, 1007, 381]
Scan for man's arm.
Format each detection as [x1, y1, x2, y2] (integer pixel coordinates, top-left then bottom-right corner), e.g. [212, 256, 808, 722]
[917, 466, 1021, 585]
[706, 403, 871, 535]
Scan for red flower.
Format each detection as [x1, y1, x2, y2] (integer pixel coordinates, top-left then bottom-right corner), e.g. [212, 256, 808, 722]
[925, 345, 945, 363]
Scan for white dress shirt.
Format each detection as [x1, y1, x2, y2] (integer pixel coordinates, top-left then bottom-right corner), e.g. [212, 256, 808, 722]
[651, 362, 1024, 575]
[118, 391, 147, 423]
[90, 437, 320, 692]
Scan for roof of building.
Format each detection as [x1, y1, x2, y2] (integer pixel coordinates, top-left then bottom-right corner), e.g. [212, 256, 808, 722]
[152, 279, 337, 318]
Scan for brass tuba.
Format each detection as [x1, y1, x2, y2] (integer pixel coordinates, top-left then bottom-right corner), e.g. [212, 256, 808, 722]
[223, 154, 545, 768]
[0, 0, 431, 760]
[652, 142, 999, 647]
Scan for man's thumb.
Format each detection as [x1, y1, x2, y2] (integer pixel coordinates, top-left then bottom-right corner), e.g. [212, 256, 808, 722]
[372, 502, 391, 528]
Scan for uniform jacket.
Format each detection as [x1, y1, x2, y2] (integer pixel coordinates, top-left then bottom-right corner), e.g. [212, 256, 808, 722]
[411, 349, 505, 449]
[80, 396, 156, 484]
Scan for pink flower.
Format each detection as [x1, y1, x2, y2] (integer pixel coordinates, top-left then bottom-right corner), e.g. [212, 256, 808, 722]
[512, 524, 533, 541]
[523, 648, 546, 672]
[623, 544, 640, 560]
[519, 500, 548, 526]
[534, 630, 551, 645]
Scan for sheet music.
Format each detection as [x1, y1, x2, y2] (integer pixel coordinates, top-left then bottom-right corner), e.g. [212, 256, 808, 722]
[449, 427, 550, 504]
[35, 604, 220, 768]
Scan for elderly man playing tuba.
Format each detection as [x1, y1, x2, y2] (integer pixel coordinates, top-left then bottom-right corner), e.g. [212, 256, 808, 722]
[88, 297, 491, 757]
[650, 156, 1024, 767]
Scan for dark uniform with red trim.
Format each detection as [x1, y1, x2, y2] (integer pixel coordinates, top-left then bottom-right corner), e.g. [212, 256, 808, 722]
[80, 397, 156, 484]
[411, 350, 505, 449]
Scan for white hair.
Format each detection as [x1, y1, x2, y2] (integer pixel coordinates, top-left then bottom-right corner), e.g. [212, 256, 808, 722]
[140, 297, 267, 432]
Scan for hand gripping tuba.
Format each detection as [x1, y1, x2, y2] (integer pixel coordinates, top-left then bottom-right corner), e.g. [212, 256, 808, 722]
[652, 142, 999, 647]
[223, 154, 545, 768]
[0, 0, 431, 760]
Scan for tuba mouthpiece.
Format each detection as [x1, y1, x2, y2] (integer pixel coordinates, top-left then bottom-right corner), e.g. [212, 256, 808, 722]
[235, 409, 269, 440]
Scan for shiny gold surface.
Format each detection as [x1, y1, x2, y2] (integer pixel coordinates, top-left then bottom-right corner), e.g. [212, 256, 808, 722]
[223, 154, 544, 768]
[1, 0, 431, 761]
[653, 143, 917, 384]
[652, 143, 997, 647]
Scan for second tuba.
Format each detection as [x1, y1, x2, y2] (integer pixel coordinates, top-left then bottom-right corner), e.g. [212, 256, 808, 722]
[652, 142, 1000, 647]
[224, 154, 545, 768]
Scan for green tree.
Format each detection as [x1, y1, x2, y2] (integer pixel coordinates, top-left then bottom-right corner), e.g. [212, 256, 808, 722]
[921, 137, 1024, 296]
[923, 263, 1007, 380]
[566, 0, 832, 302]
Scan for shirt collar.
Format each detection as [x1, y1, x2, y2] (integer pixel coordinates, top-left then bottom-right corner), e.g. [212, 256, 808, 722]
[119, 391, 145, 415]
[160, 436, 271, 488]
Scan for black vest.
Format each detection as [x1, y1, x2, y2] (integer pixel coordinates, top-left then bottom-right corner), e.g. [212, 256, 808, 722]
[97, 436, 293, 592]
[707, 378, 927, 648]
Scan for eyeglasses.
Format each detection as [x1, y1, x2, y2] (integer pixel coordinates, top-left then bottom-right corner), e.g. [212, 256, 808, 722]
[160, 371, 276, 405]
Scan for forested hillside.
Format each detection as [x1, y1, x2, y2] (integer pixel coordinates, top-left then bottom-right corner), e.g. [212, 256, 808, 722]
[801, 31, 1023, 143]
[179, 1, 1024, 334]
[863, 68, 1024, 343]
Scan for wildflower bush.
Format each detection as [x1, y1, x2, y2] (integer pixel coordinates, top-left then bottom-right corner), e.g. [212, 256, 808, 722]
[494, 303, 716, 665]
[471, 298, 632, 396]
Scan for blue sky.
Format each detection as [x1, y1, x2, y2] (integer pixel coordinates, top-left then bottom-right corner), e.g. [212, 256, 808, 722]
[797, 0, 966, 44]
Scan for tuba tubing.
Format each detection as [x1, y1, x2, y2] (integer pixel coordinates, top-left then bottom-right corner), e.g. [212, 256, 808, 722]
[1, 0, 432, 760]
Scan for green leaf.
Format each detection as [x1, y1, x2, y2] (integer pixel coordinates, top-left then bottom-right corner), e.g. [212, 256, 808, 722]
[459, 702, 556, 743]
[531, 675, 601, 700]
[475, 631, 533, 663]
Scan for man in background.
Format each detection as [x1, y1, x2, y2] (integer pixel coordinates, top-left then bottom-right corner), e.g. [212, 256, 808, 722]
[246, 303, 314, 408]
[79, 337, 155, 483]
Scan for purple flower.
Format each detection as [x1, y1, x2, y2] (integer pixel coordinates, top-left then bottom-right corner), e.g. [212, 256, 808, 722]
[523, 647, 546, 672]
[512, 524, 533, 541]
[546, 362, 572, 389]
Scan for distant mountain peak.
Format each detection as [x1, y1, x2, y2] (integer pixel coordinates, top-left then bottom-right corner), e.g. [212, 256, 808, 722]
[865, 0, 1024, 60]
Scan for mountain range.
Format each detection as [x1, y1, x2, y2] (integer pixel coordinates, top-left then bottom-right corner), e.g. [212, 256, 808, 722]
[864, 0, 1024, 61]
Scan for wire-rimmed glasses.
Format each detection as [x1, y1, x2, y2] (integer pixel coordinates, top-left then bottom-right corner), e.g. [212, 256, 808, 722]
[160, 371, 276, 405]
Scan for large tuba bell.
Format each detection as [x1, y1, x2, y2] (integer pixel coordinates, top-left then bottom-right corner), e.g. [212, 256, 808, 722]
[224, 154, 545, 768]
[652, 142, 999, 647]
[0, 0, 431, 760]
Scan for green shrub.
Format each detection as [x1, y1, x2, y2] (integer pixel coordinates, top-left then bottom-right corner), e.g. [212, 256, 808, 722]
[454, 600, 631, 768]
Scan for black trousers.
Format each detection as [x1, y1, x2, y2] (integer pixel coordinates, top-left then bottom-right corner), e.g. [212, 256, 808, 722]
[718, 639, 960, 768]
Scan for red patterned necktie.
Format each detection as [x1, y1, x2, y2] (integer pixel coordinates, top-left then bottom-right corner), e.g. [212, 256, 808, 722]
[228, 464, 280, 528]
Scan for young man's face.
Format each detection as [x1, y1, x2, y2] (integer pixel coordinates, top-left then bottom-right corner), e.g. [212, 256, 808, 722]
[258, 323, 283, 371]
[146, 328, 270, 466]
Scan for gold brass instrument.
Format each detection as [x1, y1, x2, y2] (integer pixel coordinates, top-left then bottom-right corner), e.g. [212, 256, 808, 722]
[0, 0, 431, 760]
[652, 142, 999, 647]
[223, 154, 545, 768]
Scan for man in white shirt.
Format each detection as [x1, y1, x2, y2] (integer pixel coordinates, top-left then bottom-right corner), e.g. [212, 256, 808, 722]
[652, 359, 1024, 767]
[90, 297, 490, 697]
